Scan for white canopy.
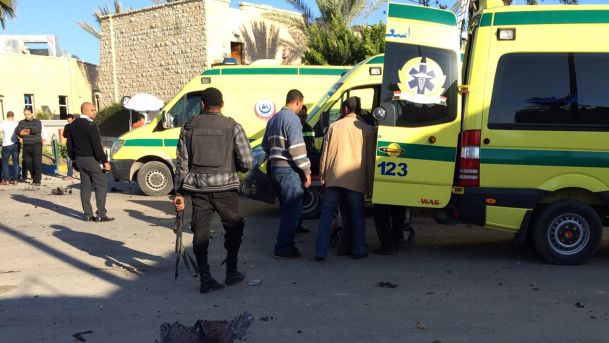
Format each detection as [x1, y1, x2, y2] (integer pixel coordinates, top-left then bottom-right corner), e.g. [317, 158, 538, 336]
[123, 93, 164, 112]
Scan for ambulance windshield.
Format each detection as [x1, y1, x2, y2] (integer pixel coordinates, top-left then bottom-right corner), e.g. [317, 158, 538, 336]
[307, 58, 367, 121]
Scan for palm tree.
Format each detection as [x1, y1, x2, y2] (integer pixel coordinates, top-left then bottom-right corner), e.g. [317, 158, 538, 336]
[284, 0, 386, 25]
[77, 0, 125, 39]
[0, 0, 16, 30]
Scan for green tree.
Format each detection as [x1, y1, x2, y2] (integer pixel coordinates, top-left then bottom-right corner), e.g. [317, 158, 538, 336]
[303, 16, 385, 65]
[0, 0, 16, 29]
[287, 0, 385, 25]
[77, 0, 126, 39]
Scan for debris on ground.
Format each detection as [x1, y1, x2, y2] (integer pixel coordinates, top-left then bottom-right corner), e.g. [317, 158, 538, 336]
[575, 302, 585, 308]
[247, 279, 261, 286]
[159, 311, 254, 343]
[51, 187, 72, 195]
[72, 330, 93, 342]
[416, 321, 428, 330]
[375, 282, 398, 289]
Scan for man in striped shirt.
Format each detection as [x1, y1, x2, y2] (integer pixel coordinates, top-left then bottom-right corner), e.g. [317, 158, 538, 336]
[262, 89, 312, 258]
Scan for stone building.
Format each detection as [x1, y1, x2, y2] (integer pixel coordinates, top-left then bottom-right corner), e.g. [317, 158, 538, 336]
[98, 0, 305, 109]
[0, 35, 98, 120]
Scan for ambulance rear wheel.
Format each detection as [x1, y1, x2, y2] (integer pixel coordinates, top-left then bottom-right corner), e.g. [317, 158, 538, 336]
[301, 187, 321, 219]
[137, 161, 173, 196]
[532, 200, 602, 265]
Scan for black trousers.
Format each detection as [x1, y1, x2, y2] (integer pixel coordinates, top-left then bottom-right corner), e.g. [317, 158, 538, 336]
[191, 191, 244, 270]
[373, 204, 407, 249]
[74, 156, 108, 217]
[22, 142, 42, 183]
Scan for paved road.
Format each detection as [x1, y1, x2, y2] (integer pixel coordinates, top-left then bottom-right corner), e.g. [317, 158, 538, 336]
[1, 175, 608, 342]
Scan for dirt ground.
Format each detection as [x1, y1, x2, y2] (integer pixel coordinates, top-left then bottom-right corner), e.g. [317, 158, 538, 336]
[1, 174, 609, 342]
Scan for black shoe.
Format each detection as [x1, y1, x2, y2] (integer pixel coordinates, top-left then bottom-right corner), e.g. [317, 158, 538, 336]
[352, 253, 368, 260]
[97, 216, 115, 222]
[296, 226, 310, 234]
[225, 271, 246, 286]
[200, 278, 225, 293]
[314, 255, 325, 261]
[374, 246, 395, 255]
[273, 247, 302, 259]
[32, 182, 41, 187]
[84, 215, 97, 222]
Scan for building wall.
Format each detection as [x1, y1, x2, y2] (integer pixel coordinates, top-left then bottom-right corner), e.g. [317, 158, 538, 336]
[98, 0, 207, 109]
[97, 0, 305, 109]
[0, 53, 94, 120]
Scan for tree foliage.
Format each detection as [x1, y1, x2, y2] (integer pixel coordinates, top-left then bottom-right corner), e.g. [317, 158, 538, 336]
[0, 0, 16, 29]
[303, 17, 385, 65]
[77, 0, 126, 39]
[275, 0, 386, 26]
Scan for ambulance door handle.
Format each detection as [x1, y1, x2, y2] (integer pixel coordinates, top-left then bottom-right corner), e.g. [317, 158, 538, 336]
[483, 138, 490, 145]
[428, 136, 436, 144]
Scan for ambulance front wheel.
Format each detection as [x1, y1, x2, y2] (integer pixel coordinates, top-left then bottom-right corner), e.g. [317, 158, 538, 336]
[301, 187, 321, 219]
[532, 200, 602, 265]
[137, 161, 174, 196]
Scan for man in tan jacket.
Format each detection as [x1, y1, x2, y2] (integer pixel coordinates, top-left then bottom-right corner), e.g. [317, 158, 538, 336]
[315, 97, 375, 260]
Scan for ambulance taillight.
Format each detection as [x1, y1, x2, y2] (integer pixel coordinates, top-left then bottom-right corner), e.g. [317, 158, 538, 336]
[458, 130, 480, 187]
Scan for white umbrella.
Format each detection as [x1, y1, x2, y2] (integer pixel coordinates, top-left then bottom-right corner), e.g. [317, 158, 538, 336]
[123, 93, 164, 112]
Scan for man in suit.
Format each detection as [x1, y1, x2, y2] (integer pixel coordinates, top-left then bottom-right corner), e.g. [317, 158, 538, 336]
[66, 102, 113, 222]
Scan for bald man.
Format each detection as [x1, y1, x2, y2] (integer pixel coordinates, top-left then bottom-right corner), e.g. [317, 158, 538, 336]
[66, 102, 113, 222]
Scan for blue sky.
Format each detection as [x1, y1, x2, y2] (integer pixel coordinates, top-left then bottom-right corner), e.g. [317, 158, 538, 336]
[1, 0, 607, 64]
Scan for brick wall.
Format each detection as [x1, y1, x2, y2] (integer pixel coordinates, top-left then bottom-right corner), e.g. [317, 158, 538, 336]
[98, 0, 207, 109]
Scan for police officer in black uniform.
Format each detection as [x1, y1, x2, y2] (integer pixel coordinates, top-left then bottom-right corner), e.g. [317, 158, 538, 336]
[173, 88, 253, 294]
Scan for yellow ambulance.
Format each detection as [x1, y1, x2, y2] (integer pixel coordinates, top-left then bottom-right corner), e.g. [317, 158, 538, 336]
[242, 54, 385, 218]
[109, 64, 349, 196]
[372, 1, 609, 264]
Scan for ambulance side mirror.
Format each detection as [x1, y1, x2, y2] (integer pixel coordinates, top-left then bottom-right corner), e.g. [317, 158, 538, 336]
[375, 102, 399, 126]
[162, 111, 174, 129]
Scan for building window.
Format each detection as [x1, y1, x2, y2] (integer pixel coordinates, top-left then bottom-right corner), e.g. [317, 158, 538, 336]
[59, 96, 68, 118]
[24, 94, 34, 112]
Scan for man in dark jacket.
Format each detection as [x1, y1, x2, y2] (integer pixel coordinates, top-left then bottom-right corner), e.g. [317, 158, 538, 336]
[66, 102, 113, 222]
[15, 108, 43, 186]
[173, 87, 253, 294]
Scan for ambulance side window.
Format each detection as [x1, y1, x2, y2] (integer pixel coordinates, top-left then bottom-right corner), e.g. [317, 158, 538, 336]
[489, 53, 609, 130]
[169, 92, 202, 127]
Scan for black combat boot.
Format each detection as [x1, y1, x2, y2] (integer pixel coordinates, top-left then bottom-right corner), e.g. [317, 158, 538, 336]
[195, 242, 224, 294]
[224, 220, 246, 286]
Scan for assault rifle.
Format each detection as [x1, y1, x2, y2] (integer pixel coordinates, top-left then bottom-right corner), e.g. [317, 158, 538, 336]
[174, 198, 198, 279]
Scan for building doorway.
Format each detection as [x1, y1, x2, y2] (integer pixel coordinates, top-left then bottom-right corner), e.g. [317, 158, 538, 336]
[230, 42, 244, 64]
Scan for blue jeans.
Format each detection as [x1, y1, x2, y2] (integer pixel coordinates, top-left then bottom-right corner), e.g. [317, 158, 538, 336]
[1, 143, 20, 181]
[271, 166, 304, 255]
[316, 187, 366, 257]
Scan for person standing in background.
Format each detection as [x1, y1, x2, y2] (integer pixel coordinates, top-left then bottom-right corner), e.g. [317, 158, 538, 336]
[1, 111, 20, 185]
[66, 102, 113, 222]
[15, 108, 43, 186]
[62, 114, 75, 178]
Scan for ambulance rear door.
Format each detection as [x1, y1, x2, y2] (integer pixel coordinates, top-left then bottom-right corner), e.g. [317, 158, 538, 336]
[372, 3, 461, 208]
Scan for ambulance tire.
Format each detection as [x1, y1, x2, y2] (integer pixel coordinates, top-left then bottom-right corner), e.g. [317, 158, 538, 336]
[532, 200, 602, 265]
[137, 161, 174, 196]
[301, 187, 321, 219]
